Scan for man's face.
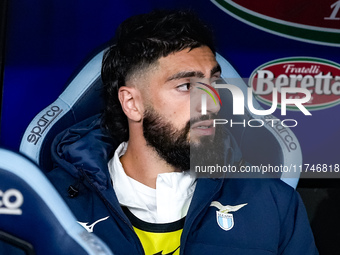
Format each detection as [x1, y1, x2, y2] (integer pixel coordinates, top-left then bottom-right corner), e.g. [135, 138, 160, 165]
[140, 46, 222, 170]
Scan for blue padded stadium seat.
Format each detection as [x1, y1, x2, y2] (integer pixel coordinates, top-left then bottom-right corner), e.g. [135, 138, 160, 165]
[0, 148, 114, 255]
[19, 49, 301, 188]
[20, 50, 105, 172]
[216, 54, 302, 188]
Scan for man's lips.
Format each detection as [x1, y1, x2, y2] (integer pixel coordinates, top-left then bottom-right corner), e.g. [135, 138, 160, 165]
[191, 120, 214, 129]
[191, 120, 215, 136]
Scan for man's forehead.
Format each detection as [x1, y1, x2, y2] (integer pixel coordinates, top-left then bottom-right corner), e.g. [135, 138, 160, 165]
[158, 47, 219, 78]
[159, 47, 216, 63]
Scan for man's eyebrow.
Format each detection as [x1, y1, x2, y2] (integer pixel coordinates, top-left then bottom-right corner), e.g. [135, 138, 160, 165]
[166, 71, 205, 81]
[211, 64, 221, 76]
[166, 64, 222, 82]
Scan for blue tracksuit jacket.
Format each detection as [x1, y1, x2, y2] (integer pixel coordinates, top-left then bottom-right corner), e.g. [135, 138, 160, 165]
[47, 115, 318, 255]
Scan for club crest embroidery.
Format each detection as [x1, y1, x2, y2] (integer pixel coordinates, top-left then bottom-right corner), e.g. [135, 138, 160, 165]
[210, 201, 247, 231]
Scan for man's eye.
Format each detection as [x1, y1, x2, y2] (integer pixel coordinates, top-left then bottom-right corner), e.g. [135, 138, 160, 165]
[211, 76, 222, 84]
[177, 83, 191, 92]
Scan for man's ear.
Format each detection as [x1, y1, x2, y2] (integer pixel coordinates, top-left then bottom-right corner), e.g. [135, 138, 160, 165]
[118, 86, 143, 122]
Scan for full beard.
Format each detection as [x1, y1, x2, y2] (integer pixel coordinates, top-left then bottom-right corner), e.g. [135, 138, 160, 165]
[142, 107, 225, 172]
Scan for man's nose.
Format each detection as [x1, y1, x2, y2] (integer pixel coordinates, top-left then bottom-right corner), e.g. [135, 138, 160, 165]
[194, 88, 221, 115]
[205, 91, 221, 115]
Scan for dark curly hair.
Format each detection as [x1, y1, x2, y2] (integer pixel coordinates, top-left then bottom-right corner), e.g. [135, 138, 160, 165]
[101, 9, 215, 142]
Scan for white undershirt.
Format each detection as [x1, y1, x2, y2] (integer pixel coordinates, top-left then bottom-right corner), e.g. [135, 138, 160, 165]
[108, 142, 197, 224]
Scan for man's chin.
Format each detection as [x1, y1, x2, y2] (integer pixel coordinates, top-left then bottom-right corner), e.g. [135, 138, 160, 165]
[190, 134, 215, 147]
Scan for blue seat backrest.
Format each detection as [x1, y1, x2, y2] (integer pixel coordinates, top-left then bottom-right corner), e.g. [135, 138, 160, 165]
[0, 148, 114, 255]
[216, 54, 302, 188]
[20, 51, 105, 172]
[19, 50, 301, 188]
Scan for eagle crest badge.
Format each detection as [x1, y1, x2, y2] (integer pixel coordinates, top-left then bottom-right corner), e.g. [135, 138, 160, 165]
[210, 201, 247, 231]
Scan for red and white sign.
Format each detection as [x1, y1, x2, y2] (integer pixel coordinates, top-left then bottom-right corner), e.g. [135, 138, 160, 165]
[212, 0, 340, 46]
[250, 57, 340, 111]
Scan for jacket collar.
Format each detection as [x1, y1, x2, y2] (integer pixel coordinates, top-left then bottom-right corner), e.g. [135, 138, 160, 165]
[51, 114, 119, 190]
[51, 114, 242, 191]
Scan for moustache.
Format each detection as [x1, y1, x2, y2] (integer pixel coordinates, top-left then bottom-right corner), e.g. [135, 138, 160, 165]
[189, 113, 219, 127]
[179, 113, 219, 138]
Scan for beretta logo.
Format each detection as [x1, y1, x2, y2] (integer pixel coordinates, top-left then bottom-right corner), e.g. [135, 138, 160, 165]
[212, 0, 340, 47]
[249, 57, 340, 111]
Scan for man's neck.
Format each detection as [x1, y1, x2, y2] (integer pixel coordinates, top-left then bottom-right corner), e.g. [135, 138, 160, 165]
[120, 136, 178, 189]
